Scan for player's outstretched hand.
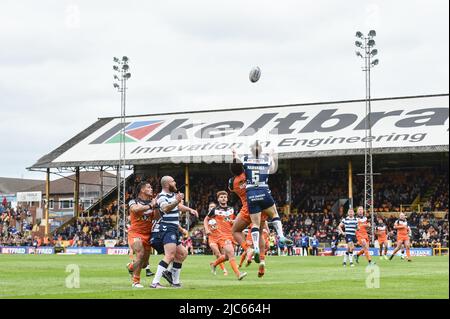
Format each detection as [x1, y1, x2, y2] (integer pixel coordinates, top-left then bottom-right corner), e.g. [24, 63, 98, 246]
[190, 209, 199, 218]
[176, 192, 184, 202]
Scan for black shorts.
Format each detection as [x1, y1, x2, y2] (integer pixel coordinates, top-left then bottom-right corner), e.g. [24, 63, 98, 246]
[150, 225, 181, 254]
[345, 234, 356, 244]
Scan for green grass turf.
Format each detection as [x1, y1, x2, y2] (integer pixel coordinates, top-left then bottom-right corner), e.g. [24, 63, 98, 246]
[0, 254, 447, 299]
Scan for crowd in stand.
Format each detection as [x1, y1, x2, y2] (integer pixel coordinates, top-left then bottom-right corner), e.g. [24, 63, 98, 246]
[0, 206, 37, 246]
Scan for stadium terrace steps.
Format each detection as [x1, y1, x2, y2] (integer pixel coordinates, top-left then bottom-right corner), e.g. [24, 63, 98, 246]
[54, 174, 135, 235]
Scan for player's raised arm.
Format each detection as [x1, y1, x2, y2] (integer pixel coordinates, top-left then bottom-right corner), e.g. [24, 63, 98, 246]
[158, 192, 183, 213]
[129, 199, 154, 216]
[203, 209, 215, 235]
[178, 200, 199, 218]
[231, 148, 243, 163]
[394, 220, 405, 229]
[268, 151, 278, 174]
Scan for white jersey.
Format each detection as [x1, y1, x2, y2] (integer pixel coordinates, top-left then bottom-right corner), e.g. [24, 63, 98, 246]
[156, 190, 180, 227]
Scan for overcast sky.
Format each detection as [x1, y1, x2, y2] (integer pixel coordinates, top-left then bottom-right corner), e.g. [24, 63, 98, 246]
[0, 0, 448, 180]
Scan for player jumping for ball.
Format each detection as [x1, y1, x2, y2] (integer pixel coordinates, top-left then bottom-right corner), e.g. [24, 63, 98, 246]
[229, 160, 270, 277]
[232, 141, 292, 265]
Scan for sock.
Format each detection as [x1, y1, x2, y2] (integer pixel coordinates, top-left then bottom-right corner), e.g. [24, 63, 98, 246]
[251, 227, 260, 251]
[219, 263, 226, 271]
[349, 252, 354, 263]
[171, 262, 182, 284]
[260, 252, 266, 264]
[229, 259, 240, 277]
[272, 218, 284, 238]
[213, 255, 227, 266]
[239, 252, 247, 267]
[344, 252, 348, 263]
[365, 249, 372, 262]
[241, 241, 249, 251]
[152, 260, 168, 285]
[145, 265, 150, 270]
[406, 248, 411, 259]
[132, 274, 140, 284]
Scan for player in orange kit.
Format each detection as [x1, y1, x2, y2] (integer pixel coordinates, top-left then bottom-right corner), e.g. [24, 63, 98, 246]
[239, 222, 270, 271]
[126, 181, 157, 288]
[229, 162, 269, 277]
[208, 191, 247, 280]
[355, 206, 375, 265]
[376, 218, 389, 260]
[204, 202, 228, 276]
[389, 212, 412, 262]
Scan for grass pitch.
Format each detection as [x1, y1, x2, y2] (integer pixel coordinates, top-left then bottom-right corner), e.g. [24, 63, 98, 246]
[0, 254, 447, 299]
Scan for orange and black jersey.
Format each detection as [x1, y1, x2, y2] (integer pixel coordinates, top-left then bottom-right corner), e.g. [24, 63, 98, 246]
[207, 205, 235, 237]
[228, 173, 248, 209]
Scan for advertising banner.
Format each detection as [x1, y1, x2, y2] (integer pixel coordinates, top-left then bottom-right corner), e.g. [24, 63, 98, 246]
[41, 95, 448, 166]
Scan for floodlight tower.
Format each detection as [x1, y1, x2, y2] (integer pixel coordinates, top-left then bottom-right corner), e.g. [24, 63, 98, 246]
[113, 56, 131, 241]
[355, 30, 379, 242]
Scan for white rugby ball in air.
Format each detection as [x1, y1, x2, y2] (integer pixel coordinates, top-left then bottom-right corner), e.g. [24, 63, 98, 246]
[249, 66, 261, 83]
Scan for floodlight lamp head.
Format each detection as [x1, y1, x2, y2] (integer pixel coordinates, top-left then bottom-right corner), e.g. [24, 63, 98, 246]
[113, 65, 119, 71]
[113, 83, 120, 88]
[355, 31, 363, 38]
[113, 75, 119, 80]
[368, 30, 376, 37]
[122, 56, 129, 62]
[124, 73, 131, 79]
[368, 39, 376, 47]
[122, 64, 129, 71]
[371, 59, 379, 66]
[355, 51, 363, 58]
[370, 49, 378, 57]
[355, 41, 362, 48]
[113, 57, 119, 63]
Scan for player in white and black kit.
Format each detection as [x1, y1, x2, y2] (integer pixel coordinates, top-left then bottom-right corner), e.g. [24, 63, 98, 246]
[150, 176, 198, 288]
[232, 141, 291, 264]
[338, 208, 358, 267]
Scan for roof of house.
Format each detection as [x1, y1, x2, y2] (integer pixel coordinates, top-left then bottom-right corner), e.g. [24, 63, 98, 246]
[24, 171, 117, 195]
[0, 177, 44, 195]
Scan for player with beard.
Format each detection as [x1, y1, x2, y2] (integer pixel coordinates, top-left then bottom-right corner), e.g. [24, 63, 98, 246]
[208, 191, 247, 280]
[204, 202, 228, 276]
[150, 176, 198, 288]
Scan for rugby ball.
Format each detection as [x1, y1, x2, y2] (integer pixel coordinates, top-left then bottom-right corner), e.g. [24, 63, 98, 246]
[249, 66, 261, 83]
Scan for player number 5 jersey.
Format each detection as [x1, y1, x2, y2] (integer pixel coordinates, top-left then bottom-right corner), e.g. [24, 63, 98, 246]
[242, 154, 272, 189]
